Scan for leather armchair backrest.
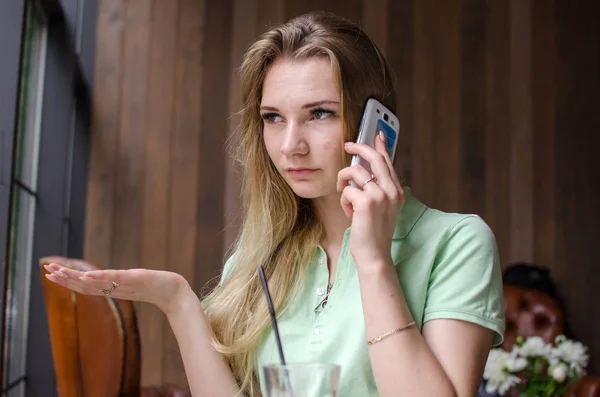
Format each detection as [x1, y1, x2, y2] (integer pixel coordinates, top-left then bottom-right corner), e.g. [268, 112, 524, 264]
[502, 284, 564, 351]
[40, 256, 141, 397]
[571, 376, 600, 397]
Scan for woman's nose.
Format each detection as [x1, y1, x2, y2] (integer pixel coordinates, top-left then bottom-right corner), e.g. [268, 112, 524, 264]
[281, 122, 308, 156]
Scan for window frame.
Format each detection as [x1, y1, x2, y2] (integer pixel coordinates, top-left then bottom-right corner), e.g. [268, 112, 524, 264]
[0, 1, 27, 388]
[0, 0, 97, 394]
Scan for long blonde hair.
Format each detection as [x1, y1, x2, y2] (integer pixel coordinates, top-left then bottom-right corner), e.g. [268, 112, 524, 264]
[201, 10, 396, 395]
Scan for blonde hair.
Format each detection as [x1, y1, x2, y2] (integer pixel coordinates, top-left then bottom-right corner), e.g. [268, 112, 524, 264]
[201, 10, 396, 396]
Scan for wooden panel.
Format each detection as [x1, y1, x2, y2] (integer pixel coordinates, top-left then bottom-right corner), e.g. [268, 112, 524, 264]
[411, 0, 436, 203]
[86, 0, 600, 385]
[362, 0, 389, 55]
[532, 0, 557, 272]
[460, 0, 486, 216]
[138, 0, 179, 385]
[387, 0, 413, 183]
[195, 0, 233, 290]
[111, 0, 151, 272]
[433, 0, 461, 211]
[257, 0, 284, 31]
[162, 0, 205, 387]
[319, 0, 362, 25]
[84, 0, 124, 267]
[224, 0, 258, 256]
[484, 0, 510, 267]
[555, 0, 600, 370]
[283, 0, 318, 20]
[508, 0, 534, 263]
[554, 0, 578, 352]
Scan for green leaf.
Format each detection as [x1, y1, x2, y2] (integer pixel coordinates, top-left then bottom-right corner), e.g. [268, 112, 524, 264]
[545, 381, 557, 396]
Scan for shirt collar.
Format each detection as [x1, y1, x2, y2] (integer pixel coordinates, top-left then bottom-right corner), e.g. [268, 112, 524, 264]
[392, 186, 428, 239]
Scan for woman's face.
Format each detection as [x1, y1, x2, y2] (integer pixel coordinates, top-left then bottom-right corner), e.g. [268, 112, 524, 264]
[260, 57, 345, 199]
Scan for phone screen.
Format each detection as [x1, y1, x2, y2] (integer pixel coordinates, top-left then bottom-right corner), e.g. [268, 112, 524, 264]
[376, 119, 397, 158]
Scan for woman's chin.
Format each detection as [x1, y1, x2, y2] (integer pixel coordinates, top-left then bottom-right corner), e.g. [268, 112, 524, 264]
[290, 187, 321, 199]
[289, 182, 335, 200]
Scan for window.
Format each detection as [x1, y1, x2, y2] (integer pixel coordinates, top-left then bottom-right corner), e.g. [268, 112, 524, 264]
[2, 2, 47, 396]
[0, 0, 97, 394]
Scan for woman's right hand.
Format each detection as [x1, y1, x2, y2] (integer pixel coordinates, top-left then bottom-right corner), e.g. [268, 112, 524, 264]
[43, 262, 190, 316]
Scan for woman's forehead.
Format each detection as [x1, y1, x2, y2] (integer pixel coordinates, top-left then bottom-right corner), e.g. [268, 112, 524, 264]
[261, 58, 340, 107]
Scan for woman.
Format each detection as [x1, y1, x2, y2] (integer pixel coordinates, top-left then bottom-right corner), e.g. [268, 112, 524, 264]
[45, 11, 504, 397]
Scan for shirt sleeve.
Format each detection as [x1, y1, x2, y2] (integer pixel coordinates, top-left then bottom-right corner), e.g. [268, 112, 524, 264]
[423, 215, 505, 346]
[219, 253, 237, 285]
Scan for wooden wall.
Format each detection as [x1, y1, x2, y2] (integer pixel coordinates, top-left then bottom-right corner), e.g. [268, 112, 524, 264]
[86, 0, 600, 388]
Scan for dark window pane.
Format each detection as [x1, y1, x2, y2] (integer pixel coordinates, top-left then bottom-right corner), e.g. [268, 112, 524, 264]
[2, 2, 47, 396]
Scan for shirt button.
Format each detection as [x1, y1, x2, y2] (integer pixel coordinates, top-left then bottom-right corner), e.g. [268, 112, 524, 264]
[314, 328, 322, 335]
[316, 287, 325, 296]
[319, 256, 326, 266]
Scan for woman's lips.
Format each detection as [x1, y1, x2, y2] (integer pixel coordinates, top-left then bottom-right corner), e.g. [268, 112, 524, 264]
[287, 168, 318, 178]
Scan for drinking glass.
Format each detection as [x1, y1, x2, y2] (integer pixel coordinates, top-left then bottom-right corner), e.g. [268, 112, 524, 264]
[262, 363, 341, 397]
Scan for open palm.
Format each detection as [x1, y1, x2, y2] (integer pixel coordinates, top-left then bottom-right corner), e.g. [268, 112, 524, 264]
[44, 262, 188, 315]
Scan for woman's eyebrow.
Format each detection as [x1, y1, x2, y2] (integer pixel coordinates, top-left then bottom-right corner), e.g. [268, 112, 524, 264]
[302, 100, 339, 109]
[259, 100, 340, 112]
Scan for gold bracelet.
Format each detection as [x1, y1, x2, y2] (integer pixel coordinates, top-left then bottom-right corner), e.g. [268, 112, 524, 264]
[367, 321, 416, 345]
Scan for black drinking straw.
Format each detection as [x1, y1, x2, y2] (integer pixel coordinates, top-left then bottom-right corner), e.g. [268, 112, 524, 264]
[258, 265, 287, 365]
[258, 266, 295, 396]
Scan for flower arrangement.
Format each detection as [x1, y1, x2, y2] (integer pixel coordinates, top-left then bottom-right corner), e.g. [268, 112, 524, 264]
[483, 335, 589, 397]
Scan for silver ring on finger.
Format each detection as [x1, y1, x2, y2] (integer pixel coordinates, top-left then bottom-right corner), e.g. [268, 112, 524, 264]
[362, 174, 377, 188]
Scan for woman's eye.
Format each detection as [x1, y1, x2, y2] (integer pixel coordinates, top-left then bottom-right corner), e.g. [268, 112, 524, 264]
[261, 113, 283, 123]
[311, 109, 334, 120]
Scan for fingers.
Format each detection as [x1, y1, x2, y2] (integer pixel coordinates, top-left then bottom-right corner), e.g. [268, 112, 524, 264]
[345, 141, 390, 179]
[43, 263, 126, 297]
[337, 165, 379, 192]
[45, 262, 83, 279]
[340, 183, 384, 219]
[79, 268, 124, 283]
[344, 143, 402, 197]
[374, 132, 404, 193]
[344, 138, 397, 194]
[340, 185, 356, 219]
[44, 265, 96, 295]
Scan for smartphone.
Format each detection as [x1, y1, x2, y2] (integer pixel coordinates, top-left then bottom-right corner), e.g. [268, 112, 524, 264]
[350, 98, 400, 179]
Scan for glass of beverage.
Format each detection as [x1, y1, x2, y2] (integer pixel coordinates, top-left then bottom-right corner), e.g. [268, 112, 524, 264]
[262, 363, 341, 397]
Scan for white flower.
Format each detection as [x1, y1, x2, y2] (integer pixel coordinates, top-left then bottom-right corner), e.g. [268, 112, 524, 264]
[552, 339, 589, 376]
[515, 336, 552, 359]
[485, 375, 521, 396]
[549, 362, 569, 383]
[505, 355, 528, 372]
[555, 335, 566, 345]
[484, 349, 522, 396]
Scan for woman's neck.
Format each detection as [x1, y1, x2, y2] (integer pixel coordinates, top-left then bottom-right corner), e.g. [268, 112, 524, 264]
[312, 193, 351, 248]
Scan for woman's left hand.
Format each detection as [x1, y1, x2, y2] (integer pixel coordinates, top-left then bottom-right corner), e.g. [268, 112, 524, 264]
[338, 132, 405, 271]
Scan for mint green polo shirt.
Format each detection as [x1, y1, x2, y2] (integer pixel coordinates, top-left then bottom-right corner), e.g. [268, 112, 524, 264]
[221, 187, 505, 396]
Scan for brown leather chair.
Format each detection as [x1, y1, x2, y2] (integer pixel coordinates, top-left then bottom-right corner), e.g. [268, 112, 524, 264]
[503, 284, 600, 397]
[40, 256, 190, 397]
[502, 284, 565, 351]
